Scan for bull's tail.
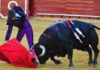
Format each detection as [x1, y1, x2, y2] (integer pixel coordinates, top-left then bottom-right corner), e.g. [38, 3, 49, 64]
[92, 25, 100, 30]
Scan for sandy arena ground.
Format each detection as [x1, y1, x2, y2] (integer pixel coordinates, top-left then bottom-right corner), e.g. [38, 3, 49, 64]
[0, 17, 100, 70]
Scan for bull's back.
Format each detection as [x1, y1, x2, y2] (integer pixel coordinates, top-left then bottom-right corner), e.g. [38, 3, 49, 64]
[42, 20, 96, 42]
[73, 20, 94, 32]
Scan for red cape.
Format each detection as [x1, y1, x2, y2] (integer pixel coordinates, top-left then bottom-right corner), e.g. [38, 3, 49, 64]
[0, 38, 37, 68]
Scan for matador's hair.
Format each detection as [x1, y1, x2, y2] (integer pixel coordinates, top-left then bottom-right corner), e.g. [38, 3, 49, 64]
[8, 10, 15, 19]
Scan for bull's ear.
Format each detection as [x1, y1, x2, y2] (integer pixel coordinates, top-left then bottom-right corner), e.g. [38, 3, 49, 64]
[39, 45, 46, 57]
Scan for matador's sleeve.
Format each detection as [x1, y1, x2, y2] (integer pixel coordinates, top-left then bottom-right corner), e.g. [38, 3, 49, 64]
[5, 25, 13, 41]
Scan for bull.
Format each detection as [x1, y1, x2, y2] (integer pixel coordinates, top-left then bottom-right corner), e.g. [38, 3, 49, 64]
[34, 20, 99, 67]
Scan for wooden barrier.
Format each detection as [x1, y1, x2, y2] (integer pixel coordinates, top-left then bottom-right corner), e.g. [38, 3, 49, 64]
[0, 0, 29, 18]
[34, 0, 100, 18]
[1, 0, 100, 18]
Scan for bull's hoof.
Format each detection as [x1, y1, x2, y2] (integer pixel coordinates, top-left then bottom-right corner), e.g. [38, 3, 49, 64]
[93, 61, 98, 67]
[69, 67, 74, 70]
[93, 61, 97, 65]
[88, 61, 93, 66]
[54, 60, 62, 64]
[93, 64, 97, 67]
[69, 64, 74, 67]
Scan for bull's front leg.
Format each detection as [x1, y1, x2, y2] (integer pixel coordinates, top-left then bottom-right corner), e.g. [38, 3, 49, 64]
[50, 56, 62, 64]
[67, 46, 74, 67]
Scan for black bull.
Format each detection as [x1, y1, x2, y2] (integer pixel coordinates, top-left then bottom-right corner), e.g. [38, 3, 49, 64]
[34, 20, 100, 67]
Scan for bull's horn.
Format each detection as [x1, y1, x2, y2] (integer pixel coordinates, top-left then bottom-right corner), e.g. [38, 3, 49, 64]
[39, 45, 46, 57]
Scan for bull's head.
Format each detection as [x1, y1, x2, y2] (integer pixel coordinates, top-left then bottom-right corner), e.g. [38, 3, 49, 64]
[34, 31, 54, 64]
[34, 43, 49, 64]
